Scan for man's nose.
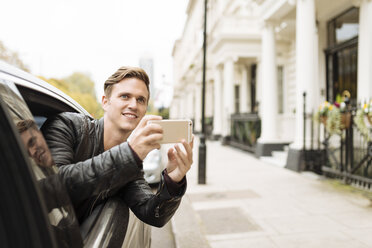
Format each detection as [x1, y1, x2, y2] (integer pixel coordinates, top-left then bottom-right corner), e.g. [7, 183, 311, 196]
[29, 146, 37, 158]
[128, 97, 138, 109]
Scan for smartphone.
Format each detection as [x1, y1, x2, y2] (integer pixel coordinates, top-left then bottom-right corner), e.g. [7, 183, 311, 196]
[148, 119, 193, 144]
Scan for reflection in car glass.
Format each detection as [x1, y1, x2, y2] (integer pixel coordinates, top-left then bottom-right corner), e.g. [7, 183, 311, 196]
[0, 79, 83, 247]
[17, 119, 54, 168]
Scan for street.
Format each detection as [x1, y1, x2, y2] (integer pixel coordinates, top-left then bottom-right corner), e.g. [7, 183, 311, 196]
[168, 138, 372, 248]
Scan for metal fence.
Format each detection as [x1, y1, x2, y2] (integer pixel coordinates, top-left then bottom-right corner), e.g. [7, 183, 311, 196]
[303, 94, 372, 190]
[229, 113, 261, 152]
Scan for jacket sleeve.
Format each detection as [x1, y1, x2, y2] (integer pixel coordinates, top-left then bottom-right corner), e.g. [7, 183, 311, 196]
[41, 114, 142, 209]
[57, 143, 143, 208]
[119, 170, 186, 228]
[42, 113, 187, 227]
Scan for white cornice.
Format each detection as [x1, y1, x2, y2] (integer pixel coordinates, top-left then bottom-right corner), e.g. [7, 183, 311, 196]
[260, 0, 296, 21]
[209, 33, 261, 53]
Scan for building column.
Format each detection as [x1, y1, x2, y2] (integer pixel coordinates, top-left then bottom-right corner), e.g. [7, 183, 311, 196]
[222, 58, 234, 138]
[256, 21, 288, 157]
[213, 66, 223, 137]
[258, 21, 278, 143]
[286, 0, 317, 171]
[357, 0, 372, 102]
[240, 65, 249, 113]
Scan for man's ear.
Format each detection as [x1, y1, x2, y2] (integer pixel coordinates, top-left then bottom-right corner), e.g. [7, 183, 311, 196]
[102, 95, 109, 111]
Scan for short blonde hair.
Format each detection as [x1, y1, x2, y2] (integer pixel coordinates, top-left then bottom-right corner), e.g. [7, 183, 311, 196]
[104, 66, 150, 100]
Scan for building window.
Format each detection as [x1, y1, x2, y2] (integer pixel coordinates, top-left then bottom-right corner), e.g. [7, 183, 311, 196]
[277, 66, 284, 114]
[327, 7, 359, 47]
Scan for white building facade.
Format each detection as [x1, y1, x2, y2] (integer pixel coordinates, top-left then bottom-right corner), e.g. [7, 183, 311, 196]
[171, 0, 372, 169]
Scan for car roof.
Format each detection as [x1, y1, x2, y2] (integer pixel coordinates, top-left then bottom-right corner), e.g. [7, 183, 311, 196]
[0, 60, 91, 116]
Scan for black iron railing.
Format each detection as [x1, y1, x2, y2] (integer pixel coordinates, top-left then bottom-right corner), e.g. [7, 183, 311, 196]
[302, 93, 372, 190]
[229, 113, 261, 152]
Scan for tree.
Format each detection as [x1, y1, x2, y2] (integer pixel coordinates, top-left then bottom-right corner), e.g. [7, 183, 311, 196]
[0, 41, 29, 71]
[41, 73, 103, 118]
[63, 72, 96, 96]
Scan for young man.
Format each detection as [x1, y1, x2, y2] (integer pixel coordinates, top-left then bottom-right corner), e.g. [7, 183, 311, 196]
[17, 119, 54, 168]
[41, 66, 193, 227]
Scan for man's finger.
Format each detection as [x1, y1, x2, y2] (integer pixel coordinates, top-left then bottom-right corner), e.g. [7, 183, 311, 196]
[181, 140, 193, 161]
[189, 135, 195, 149]
[138, 115, 162, 129]
[145, 122, 163, 134]
[145, 133, 163, 144]
[173, 148, 186, 170]
[174, 144, 189, 167]
[167, 148, 176, 160]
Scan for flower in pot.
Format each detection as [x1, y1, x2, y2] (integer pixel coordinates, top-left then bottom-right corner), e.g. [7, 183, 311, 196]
[354, 100, 372, 141]
[315, 101, 349, 136]
[315, 101, 331, 126]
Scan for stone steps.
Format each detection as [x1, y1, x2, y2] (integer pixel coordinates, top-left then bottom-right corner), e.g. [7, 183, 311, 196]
[259, 146, 288, 168]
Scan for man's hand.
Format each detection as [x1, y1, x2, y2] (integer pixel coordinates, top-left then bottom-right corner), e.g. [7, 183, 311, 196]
[166, 136, 194, 183]
[128, 115, 163, 160]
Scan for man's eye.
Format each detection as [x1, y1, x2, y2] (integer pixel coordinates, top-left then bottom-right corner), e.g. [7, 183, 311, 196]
[137, 98, 146, 104]
[28, 136, 37, 147]
[121, 95, 129, 99]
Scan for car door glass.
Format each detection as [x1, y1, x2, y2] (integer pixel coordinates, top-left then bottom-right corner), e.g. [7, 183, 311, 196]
[0, 78, 82, 247]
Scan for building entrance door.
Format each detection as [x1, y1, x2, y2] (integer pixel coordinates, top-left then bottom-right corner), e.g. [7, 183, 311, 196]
[325, 7, 359, 105]
[325, 39, 358, 105]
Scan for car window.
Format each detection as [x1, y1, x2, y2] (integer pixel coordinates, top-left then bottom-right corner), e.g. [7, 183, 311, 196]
[0, 78, 83, 247]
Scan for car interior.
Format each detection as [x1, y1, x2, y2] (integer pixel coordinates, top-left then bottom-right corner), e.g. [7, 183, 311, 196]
[16, 84, 80, 127]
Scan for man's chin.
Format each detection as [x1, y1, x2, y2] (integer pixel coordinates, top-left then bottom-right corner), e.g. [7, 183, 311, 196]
[120, 124, 137, 132]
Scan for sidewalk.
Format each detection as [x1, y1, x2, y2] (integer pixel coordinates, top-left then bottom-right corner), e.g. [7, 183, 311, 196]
[171, 139, 372, 248]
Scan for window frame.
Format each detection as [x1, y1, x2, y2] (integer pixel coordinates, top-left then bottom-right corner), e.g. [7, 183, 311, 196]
[0, 94, 57, 248]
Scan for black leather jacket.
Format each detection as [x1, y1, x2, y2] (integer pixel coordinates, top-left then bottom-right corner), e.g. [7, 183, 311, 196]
[41, 112, 186, 227]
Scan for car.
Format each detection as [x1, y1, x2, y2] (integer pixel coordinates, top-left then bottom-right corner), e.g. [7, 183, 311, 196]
[0, 60, 150, 247]
[143, 149, 163, 185]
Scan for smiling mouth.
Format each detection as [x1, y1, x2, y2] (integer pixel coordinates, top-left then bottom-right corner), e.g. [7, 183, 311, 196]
[122, 113, 138, 119]
[36, 150, 45, 163]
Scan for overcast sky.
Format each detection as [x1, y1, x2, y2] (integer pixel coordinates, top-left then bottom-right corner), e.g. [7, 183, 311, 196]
[0, 0, 188, 107]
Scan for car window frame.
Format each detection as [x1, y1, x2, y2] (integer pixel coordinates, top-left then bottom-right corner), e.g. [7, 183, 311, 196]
[0, 61, 150, 247]
[0, 94, 58, 248]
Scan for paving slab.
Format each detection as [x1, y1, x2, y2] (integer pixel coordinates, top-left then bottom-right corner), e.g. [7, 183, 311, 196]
[171, 139, 372, 248]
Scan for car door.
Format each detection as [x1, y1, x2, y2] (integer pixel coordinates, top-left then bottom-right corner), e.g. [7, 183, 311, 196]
[0, 77, 84, 247]
[0, 86, 56, 248]
[0, 61, 150, 247]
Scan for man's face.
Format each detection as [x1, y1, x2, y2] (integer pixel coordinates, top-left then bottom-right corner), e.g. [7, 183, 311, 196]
[20, 128, 54, 167]
[102, 77, 149, 134]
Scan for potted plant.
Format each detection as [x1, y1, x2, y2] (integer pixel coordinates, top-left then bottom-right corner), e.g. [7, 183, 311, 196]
[354, 100, 372, 141]
[315, 101, 349, 136]
[315, 101, 331, 126]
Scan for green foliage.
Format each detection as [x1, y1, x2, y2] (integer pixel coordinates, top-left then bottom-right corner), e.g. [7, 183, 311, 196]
[40, 73, 103, 119]
[354, 101, 372, 141]
[157, 107, 169, 119]
[0, 40, 102, 118]
[0, 40, 29, 71]
[146, 101, 169, 119]
[326, 107, 342, 136]
[315, 101, 348, 136]
[63, 72, 96, 96]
